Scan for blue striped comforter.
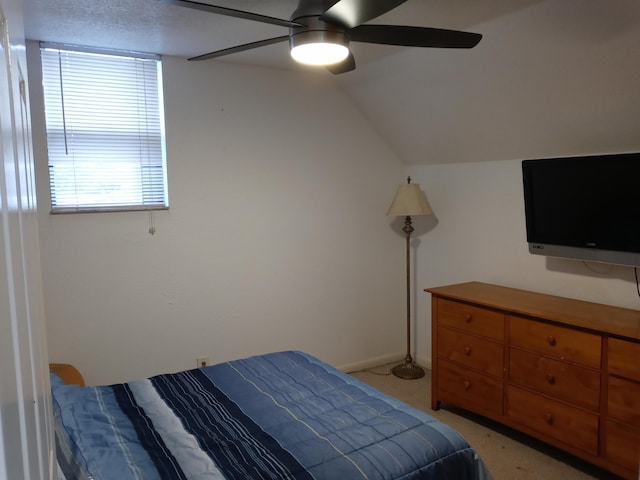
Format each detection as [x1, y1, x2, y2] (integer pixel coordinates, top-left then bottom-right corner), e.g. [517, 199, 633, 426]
[53, 351, 491, 479]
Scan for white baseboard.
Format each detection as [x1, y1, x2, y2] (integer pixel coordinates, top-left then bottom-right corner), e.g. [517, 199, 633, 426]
[416, 354, 432, 371]
[338, 352, 432, 374]
[338, 352, 404, 373]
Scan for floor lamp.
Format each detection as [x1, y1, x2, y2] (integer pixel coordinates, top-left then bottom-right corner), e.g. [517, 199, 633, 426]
[387, 176, 433, 379]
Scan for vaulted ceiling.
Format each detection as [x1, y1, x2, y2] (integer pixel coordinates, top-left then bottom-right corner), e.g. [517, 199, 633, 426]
[23, 0, 640, 164]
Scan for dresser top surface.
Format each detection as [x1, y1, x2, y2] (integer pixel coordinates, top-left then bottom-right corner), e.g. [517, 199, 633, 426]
[425, 282, 640, 341]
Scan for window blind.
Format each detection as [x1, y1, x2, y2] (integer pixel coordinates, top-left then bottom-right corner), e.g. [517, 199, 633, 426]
[40, 45, 168, 212]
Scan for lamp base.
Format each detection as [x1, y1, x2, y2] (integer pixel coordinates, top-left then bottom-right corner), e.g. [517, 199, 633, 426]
[391, 360, 425, 380]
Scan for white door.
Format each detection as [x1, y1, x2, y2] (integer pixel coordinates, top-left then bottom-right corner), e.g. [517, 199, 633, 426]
[0, 0, 54, 478]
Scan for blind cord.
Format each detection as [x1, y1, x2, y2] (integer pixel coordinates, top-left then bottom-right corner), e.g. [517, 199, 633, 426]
[148, 210, 156, 235]
[57, 51, 69, 156]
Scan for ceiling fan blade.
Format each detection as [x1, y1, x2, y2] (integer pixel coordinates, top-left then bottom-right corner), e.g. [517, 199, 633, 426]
[159, 0, 302, 28]
[325, 52, 356, 74]
[188, 36, 290, 61]
[320, 0, 407, 29]
[350, 25, 482, 48]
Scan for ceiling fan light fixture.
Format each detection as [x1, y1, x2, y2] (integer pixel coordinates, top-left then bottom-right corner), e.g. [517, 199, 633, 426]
[291, 43, 349, 65]
[167, 0, 483, 73]
[290, 30, 349, 66]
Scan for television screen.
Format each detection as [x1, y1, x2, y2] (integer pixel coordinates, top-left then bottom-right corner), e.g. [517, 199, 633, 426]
[522, 152, 640, 266]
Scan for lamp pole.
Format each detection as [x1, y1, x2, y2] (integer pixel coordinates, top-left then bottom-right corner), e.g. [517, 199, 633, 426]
[391, 213, 425, 379]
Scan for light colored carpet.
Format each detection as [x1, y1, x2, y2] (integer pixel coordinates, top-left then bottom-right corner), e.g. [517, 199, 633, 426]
[350, 364, 622, 480]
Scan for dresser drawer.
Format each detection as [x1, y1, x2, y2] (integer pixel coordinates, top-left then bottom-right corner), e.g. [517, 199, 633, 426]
[609, 338, 640, 382]
[438, 327, 504, 377]
[608, 375, 640, 427]
[509, 348, 600, 411]
[437, 359, 504, 418]
[507, 386, 599, 455]
[437, 298, 504, 340]
[605, 420, 640, 473]
[509, 316, 602, 368]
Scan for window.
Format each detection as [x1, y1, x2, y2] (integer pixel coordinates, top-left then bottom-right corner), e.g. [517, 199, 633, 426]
[40, 44, 168, 212]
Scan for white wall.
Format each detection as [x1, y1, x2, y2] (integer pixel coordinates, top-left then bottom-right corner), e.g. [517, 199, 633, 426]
[28, 49, 409, 385]
[408, 159, 640, 367]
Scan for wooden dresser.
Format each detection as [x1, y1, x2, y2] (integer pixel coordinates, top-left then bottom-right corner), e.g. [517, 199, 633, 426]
[426, 281, 640, 479]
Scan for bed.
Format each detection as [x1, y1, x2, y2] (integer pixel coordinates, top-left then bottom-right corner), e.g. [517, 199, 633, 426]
[52, 350, 491, 479]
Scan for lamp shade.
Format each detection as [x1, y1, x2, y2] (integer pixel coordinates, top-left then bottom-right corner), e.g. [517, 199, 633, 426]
[386, 181, 432, 216]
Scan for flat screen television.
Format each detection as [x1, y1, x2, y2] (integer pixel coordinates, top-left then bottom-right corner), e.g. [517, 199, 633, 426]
[522, 152, 640, 267]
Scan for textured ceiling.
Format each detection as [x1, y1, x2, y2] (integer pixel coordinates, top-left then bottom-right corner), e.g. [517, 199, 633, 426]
[25, 0, 298, 65]
[23, 0, 640, 164]
[23, 0, 504, 69]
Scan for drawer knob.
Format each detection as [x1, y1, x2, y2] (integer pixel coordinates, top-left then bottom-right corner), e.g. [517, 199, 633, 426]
[546, 374, 555, 385]
[547, 335, 557, 347]
[463, 381, 471, 390]
[464, 346, 472, 356]
[464, 314, 472, 323]
[545, 412, 554, 425]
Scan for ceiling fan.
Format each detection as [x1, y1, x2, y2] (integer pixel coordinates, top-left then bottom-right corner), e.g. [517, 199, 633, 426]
[160, 0, 482, 74]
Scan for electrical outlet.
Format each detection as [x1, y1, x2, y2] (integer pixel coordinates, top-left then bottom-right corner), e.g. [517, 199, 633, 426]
[196, 356, 209, 368]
